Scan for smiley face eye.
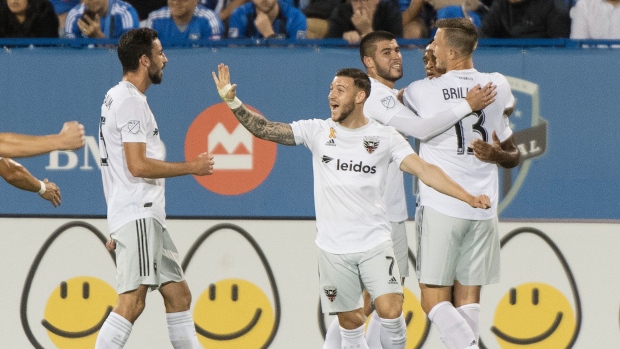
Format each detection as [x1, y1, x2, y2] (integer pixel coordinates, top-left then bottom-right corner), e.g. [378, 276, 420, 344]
[231, 284, 238, 301]
[60, 281, 68, 299]
[532, 288, 539, 305]
[209, 284, 216, 301]
[509, 287, 516, 305]
[83, 282, 90, 299]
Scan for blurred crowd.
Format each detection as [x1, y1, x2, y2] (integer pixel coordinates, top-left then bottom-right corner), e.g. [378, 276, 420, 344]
[0, 0, 618, 44]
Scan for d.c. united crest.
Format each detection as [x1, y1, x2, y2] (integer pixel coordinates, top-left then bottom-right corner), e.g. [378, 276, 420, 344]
[363, 136, 380, 154]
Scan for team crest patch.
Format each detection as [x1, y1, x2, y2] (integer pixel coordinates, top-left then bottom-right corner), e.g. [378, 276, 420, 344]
[363, 136, 380, 154]
[128, 120, 140, 134]
[380, 96, 395, 109]
[324, 286, 337, 302]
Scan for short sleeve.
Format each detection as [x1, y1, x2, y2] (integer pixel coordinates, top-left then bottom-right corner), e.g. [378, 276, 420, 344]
[365, 86, 407, 125]
[389, 127, 415, 165]
[117, 96, 150, 143]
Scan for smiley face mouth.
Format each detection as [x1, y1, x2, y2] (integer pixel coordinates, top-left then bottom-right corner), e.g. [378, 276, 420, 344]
[41, 306, 113, 338]
[195, 308, 262, 340]
[491, 312, 563, 344]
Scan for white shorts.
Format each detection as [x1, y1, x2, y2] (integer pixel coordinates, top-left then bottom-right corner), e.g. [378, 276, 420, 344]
[391, 221, 409, 278]
[318, 241, 403, 314]
[111, 218, 184, 294]
[415, 206, 500, 286]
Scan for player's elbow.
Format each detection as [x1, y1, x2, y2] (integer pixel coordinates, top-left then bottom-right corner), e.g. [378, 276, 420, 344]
[127, 162, 148, 178]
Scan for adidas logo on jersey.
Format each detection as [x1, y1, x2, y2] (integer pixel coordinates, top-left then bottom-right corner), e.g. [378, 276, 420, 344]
[325, 139, 336, 146]
[388, 276, 398, 285]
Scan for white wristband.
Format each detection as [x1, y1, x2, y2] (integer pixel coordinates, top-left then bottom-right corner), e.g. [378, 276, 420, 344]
[218, 83, 243, 109]
[38, 180, 46, 195]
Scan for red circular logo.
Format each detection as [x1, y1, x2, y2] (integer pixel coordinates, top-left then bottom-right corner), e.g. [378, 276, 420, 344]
[185, 103, 277, 195]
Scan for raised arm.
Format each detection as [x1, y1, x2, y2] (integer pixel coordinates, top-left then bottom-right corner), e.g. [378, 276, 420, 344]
[212, 63, 296, 146]
[399, 153, 491, 209]
[395, 83, 496, 141]
[0, 121, 85, 158]
[0, 158, 62, 207]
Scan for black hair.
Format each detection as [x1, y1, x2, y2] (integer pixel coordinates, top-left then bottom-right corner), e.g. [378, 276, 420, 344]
[117, 28, 159, 74]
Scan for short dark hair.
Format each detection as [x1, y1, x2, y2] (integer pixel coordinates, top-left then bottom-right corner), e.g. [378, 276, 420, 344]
[117, 28, 159, 74]
[435, 18, 477, 56]
[359, 30, 396, 63]
[335, 68, 371, 100]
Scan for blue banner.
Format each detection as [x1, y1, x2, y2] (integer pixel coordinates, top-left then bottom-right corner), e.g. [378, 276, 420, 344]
[0, 46, 618, 219]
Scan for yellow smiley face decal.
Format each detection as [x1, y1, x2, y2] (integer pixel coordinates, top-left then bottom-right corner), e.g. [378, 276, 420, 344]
[193, 278, 275, 348]
[43, 276, 117, 348]
[492, 282, 575, 348]
[402, 286, 429, 348]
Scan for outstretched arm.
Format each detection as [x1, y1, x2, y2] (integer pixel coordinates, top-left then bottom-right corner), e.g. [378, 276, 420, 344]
[399, 153, 491, 209]
[212, 63, 296, 146]
[0, 121, 85, 158]
[0, 158, 62, 207]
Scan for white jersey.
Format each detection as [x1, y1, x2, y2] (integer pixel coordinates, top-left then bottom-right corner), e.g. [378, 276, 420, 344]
[363, 77, 408, 223]
[99, 81, 166, 232]
[291, 118, 415, 254]
[403, 69, 514, 220]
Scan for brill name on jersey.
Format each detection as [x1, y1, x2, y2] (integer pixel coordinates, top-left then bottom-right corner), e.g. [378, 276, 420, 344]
[442, 87, 471, 100]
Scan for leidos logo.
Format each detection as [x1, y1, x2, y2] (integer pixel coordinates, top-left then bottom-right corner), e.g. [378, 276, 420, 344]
[325, 156, 377, 174]
[185, 103, 277, 195]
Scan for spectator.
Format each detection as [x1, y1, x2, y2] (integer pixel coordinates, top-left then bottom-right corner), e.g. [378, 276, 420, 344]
[301, 0, 339, 38]
[570, 0, 620, 39]
[49, 0, 79, 35]
[65, 0, 139, 39]
[480, 0, 570, 38]
[146, 0, 224, 44]
[124, 0, 166, 22]
[401, 0, 427, 38]
[200, 0, 249, 25]
[326, 0, 403, 44]
[228, 0, 307, 39]
[0, 0, 59, 38]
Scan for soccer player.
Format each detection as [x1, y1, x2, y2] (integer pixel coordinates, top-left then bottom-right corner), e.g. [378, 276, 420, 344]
[213, 63, 491, 349]
[323, 30, 497, 349]
[95, 28, 214, 349]
[422, 39, 444, 79]
[0, 121, 84, 158]
[402, 18, 520, 349]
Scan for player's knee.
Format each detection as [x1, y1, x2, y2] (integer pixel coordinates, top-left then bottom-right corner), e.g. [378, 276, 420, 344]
[374, 293, 403, 319]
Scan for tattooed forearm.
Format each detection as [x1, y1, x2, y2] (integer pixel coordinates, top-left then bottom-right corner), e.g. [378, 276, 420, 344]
[232, 105, 296, 145]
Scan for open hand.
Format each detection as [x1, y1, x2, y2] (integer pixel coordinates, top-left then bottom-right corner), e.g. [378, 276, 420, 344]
[212, 63, 237, 101]
[470, 130, 502, 163]
[466, 82, 496, 111]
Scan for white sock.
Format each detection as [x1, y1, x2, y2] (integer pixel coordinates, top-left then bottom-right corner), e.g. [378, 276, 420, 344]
[95, 312, 132, 349]
[323, 317, 342, 349]
[166, 310, 201, 349]
[365, 311, 382, 349]
[379, 314, 407, 349]
[457, 303, 480, 344]
[428, 301, 477, 349]
[341, 324, 370, 349]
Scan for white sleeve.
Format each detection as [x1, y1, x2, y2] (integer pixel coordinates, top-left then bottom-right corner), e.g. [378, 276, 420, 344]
[389, 128, 416, 166]
[117, 96, 149, 143]
[569, 0, 589, 39]
[387, 100, 472, 141]
[290, 119, 320, 149]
